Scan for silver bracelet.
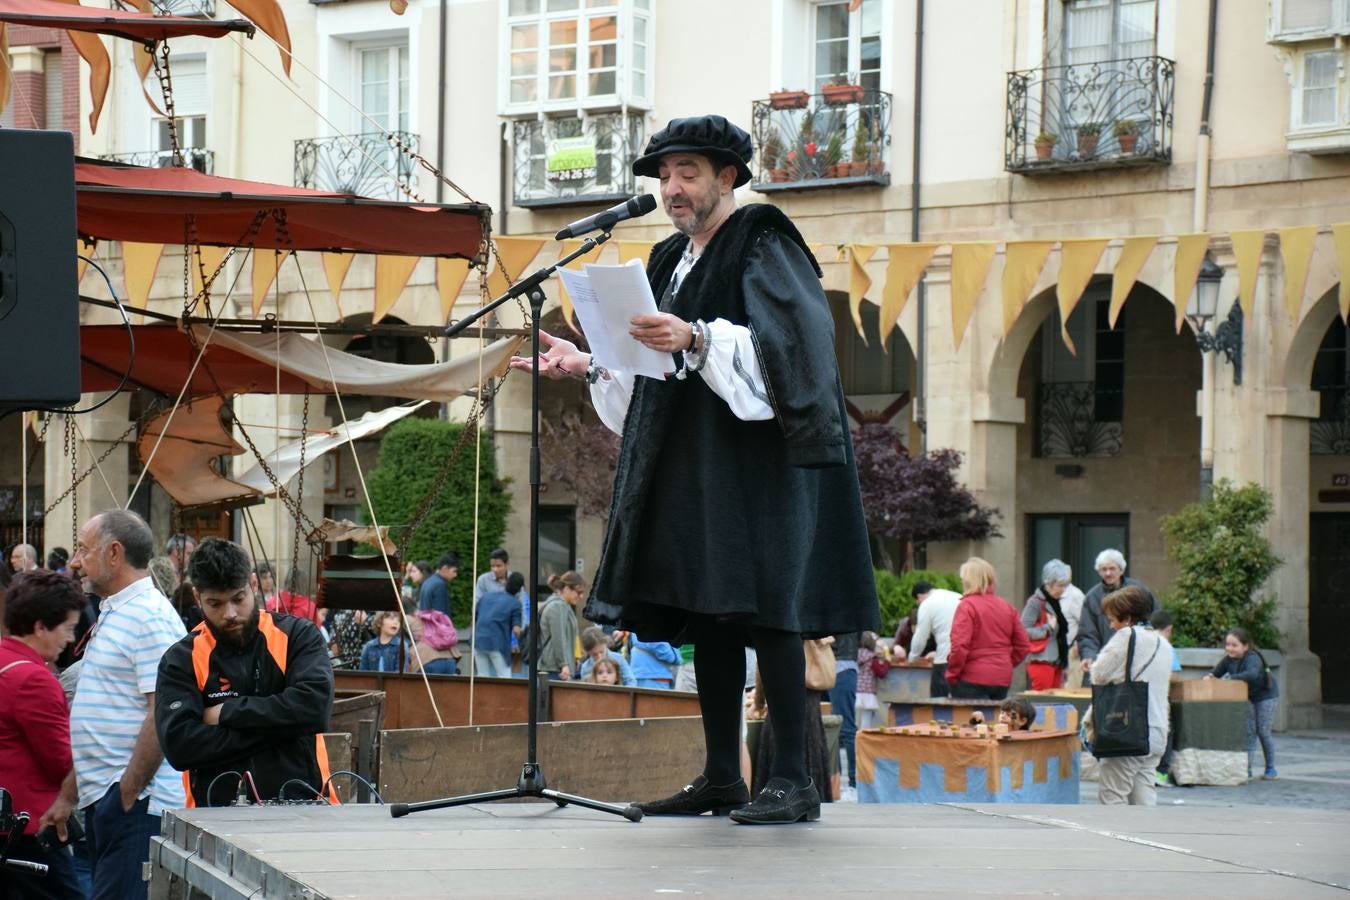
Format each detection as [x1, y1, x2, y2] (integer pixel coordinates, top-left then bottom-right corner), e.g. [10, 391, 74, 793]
[585, 356, 603, 384]
[685, 319, 711, 373]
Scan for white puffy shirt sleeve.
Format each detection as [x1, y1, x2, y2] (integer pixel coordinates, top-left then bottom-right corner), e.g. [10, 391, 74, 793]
[587, 318, 773, 434]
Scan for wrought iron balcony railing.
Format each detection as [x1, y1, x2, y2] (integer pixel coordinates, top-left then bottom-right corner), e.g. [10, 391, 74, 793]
[750, 89, 891, 192]
[293, 132, 419, 201]
[1312, 387, 1350, 455]
[511, 112, 642, 208]
[1036, 380, 1123, 458]
[100, 148, 214, 174]
[148, 0, 215, 16]
[1006, 56, 1174, 174]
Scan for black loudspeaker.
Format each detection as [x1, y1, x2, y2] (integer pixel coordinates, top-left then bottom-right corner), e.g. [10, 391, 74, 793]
[0, 129, 80, 409]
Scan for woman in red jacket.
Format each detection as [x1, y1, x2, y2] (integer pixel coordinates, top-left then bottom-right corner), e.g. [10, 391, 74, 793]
[0, 570, 86, 898]
[945, 557, 1031, 700]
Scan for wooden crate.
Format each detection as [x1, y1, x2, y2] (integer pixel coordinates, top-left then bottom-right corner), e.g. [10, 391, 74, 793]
[1170, 678, 1249, 702]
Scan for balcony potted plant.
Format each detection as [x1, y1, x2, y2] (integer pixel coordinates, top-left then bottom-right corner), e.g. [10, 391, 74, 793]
[824, 131, 845, 178]
[769, 88, 810, 110]
[1076, 121, 1103, 158]
[822, 80, 865, 106]
[761, 131, 787, 182]
[1113, 118, 1140, 154]
[850, 125, 871, 176]
[1034, 131, 1057, 161]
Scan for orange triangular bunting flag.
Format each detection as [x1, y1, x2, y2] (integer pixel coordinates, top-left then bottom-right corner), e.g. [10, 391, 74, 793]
[1230, 230, 1266, 319]
[122, 242, 164, 322]
[879, 243, 937, 345]
[1109, 237, 1158, 328]
[436, 257, 474, 324]
[1334, 224, 1350, 322]
[949, 243, 996, 352]
[487, 238, 547, 298]
[76, 241, 93, 287]
[1173, 234, 1211, 333]
[224, 0, 293, 76]
[1001, 241, 1054, 335]
[373, 255, 421, 324]
[322, 252, 355, 319]
[848, 244, 879, 342]
[50, 0, 110, 131]
[1056, 239, 1110, 354]
[1278, 227, 1317, 323]
[251, 249, 291, 318]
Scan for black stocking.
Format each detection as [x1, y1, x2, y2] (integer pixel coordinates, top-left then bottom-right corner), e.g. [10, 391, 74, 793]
[749, 625, 808, 788]
[691, 621, 747, 785]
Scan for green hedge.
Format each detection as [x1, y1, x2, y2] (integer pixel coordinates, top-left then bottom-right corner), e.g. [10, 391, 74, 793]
[874, 568, 962, 636]
[363, 418, 512, 627]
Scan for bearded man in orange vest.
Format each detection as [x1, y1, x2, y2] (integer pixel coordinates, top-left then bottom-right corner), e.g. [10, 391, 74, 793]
[155, 538, 338, 807]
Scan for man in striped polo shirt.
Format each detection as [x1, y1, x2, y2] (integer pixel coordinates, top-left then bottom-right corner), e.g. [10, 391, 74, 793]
[68, 509, 186, 900]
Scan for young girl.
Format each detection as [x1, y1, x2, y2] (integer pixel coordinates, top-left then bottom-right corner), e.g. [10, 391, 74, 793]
[359, 611, 410, 673]
[1205, 628, 1279, 779]
[855, 632, 881, 729]
[997, 697, 1038, 731]
[585, 657, 622, 685]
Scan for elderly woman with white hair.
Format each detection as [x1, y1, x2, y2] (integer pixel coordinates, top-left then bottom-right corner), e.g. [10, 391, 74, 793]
[1021, 560, 1074, 690]
[1076, 549, 1158, 681]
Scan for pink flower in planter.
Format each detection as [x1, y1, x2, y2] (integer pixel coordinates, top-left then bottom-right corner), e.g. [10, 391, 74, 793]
[805, 142, 818, 156]
[786, 150, 797, 162]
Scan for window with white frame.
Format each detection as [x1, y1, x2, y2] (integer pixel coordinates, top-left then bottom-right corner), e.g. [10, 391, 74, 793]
[1061, 0, 1156, 65]
[1269, 1, 1350, 149]
[153, 55, 208, 169]
[811, 0, 881, 93]
[358, 43, 410, 133]
[503, 0, 651, 112]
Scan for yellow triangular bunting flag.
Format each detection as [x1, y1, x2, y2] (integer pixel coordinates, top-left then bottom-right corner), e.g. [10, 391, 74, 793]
[1278, 226, 1317, 323]
[879, 243, 937, 345]
[848, 244, 879, 342]
[122, 242, 164, 322]
[322, 252, 355, 319]
[436, 257, 473, 324]
[1001, 241, 1054, 336]
[1109, 236, 1158, 328]
[251, 249, 291, 319]
[950, 242, 997, 352]
[1331, 224, 1350, 322]
[487, 237, 546, 298]
[190, 245, 229, 303]
[1173, 234, 1211, 333]
[76, 241, 93, 286]
[1056, 239, 1110, 354]
[373, 255, 421, 324]
[617, 241, 655, 267]
[1230, 230, 1266, 319]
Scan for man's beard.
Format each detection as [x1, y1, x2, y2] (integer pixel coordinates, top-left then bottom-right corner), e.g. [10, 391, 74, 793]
[667, 184, 720, 237]
[207, 605, 261, 648]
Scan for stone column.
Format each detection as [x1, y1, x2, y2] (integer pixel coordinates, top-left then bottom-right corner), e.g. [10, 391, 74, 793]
[43, 394, 131, 551]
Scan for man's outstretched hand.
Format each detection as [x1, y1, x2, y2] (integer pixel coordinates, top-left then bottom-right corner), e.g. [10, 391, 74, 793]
[508, 330, 589, 380]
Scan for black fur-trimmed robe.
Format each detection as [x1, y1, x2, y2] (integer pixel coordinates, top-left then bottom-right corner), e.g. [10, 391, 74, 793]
[584, 204, 879, 641]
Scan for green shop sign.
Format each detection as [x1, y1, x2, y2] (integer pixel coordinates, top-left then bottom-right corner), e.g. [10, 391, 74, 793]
[546, 138, 597, 183]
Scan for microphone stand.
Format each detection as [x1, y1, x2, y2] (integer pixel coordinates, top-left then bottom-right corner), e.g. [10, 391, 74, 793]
[391, 229, 641, 822]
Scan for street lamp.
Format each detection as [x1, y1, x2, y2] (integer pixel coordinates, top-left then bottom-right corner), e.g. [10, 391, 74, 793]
[1185, 254, 1242, 385]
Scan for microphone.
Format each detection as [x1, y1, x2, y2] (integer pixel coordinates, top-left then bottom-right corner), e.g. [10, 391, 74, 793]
[554, 194, 657, 241]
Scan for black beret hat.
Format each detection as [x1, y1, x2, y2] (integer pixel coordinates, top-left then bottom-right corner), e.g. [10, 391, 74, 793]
[632, 114, 753, 188]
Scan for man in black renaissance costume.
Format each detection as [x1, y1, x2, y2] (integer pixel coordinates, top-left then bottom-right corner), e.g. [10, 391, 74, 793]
[510, 114, 878, 824]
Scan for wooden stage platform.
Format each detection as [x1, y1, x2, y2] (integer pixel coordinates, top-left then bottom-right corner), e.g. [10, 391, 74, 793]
[147, 800, 1349, 898]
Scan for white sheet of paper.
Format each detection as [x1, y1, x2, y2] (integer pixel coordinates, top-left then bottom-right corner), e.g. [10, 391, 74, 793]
[561, 259, 674, 380]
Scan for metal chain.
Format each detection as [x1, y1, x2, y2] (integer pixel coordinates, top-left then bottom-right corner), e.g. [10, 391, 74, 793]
[183, 210, 268, 319]
[486, 238, 532, 326]
[288, 389, 309, 592]
[66, 417, 77, 544]
[150, 42, 183, 167]
[46, 407, 157, 520]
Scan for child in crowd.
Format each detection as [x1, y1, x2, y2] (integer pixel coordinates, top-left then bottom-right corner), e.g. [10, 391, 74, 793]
[997, 697, 1037, 731]
[1150, 609, 1182, 785]
[855, 632, 881, 729]
[359, 611, 410, 673]
[585, 657, 622, 685]
[577, 625, 637, 686]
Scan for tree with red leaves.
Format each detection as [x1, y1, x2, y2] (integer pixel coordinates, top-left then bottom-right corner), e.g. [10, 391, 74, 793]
[850, 423, 1000, 565]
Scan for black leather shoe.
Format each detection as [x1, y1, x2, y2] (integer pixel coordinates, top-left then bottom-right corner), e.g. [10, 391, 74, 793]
[729, 778, 821, 825]
[634, 775, 750, 816]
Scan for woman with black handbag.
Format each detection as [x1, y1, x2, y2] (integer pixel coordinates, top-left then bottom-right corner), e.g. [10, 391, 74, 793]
[1089, 586, 1173, 806]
